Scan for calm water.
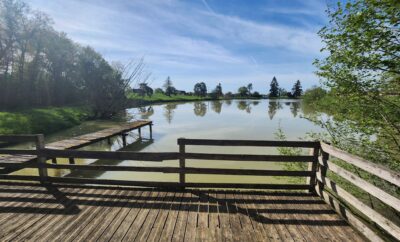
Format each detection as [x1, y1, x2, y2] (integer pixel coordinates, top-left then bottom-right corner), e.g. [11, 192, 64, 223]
[14, 99, 323, 184]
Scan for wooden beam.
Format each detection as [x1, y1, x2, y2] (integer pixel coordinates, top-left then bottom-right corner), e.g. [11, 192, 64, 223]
[319, 158, 400, 212]
[0, 135, 40, 142]
[178, 138, 320, 148]
[315, 182, 384, 242]
[0, 175, 312, 190]
[316, 174, 400, 239]
[183, 153, 313, 162]
[179, 141, 185, 187]
[320, 142, 400, 187]
[35, 134, 47, 182]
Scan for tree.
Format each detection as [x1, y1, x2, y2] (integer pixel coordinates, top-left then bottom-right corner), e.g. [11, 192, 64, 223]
[211, 83, 223, 98]
[238, 86, 249, 97]
[269, 77, 279, 97]
[247, 83, 253, 95]
[313, 0, 400, 170]
[154, 88, 164, 94]
[291, 80, 302, 98]
[163, 76, 176, 96]
[194, 82, 207, 96]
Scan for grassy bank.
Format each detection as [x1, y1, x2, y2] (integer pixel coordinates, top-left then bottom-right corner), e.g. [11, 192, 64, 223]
[0, 106, 91, 135]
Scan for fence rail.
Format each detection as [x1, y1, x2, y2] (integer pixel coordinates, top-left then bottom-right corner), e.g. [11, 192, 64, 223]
[317, 142, 400, 241]
[0, 135, 399, 241]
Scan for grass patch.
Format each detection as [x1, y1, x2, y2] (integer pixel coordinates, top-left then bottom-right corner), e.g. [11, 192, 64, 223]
[0, 106, 91, 135]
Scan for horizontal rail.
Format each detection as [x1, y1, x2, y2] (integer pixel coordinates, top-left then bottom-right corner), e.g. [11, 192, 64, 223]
[0, 149, 313, 162]
[320, 142, 400, 187]
[318, 157, 400, 212]
[178, 138, 319, 148]
[316, 174, 400, 239]
[0, 175, 311, 190]
[0, 149, 178, 161]
[184, 153, 313, 162]
[0, 135, 40, 142]
[315, 182, 384, 242]
[0, 163, 313, 177]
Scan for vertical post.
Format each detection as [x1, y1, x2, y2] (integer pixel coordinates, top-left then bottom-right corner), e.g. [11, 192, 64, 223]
[308, 143, 320, 193]
[107, 137, 112, 145]
[52, 158, 57, 164]
[149, 123, 153, 140]
[138, 128, 142, 138]
[178, 138, 185, 189]
[69, 158, 75, 164]
[122, 133, 127, 146]
[35, 134, 48, 183]
[317, 150, 329, 195]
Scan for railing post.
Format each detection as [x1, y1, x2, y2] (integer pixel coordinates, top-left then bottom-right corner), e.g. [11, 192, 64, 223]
[122, 133, 127, 146]
[307, 143, 320, 193]
[149, 123, 153, 140]
[317, 150, 329, 195]
[178, 138, 185, 189]
[35, 134, 48, 183]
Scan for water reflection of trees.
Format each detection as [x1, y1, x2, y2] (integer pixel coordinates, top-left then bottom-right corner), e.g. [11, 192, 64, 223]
[237, 100, 251, 113]
[224, 99, 232, 106]
[211, 100, 223, 114]
[290, 101, 301, 117]
[268, 101, 283, 120]
[164, 103, 177, 123]
[194, 102, 207, 117]
[138, 106, 154, 119]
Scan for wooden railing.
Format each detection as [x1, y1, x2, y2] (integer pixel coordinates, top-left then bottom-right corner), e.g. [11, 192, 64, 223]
[0, 135, 319, 190]
[1, 135, 399, 240]
[316, 142, 400, 242]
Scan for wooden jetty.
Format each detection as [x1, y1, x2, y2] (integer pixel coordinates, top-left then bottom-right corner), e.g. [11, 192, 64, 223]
[0, 136, 398, 241]
[0, 120, 152, 173]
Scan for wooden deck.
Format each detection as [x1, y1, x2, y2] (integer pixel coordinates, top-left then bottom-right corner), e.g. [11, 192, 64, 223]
[0, 120, 152, 174]
[0, 182, 364, 242]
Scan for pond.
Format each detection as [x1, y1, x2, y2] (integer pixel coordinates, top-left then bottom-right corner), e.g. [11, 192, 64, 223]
[14, 99, 324, 185]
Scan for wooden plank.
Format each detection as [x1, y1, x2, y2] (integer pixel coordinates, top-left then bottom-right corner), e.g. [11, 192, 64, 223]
[169, 191, 189, 241]
[226, 192, 244, 241]
[317, 174, 400, 239]
[321, 159, 400, 212]
[216, 192, 234, 242]
[122, 190, 160, 241]
[315, 182, 383, 242]
[0, 135, 39, 142]
[110, 190, 150, 241]
[184, 153, 313, 162]
[234, 192, 257, 241]
[183, 192, 199, 242]
[1, 186, 85, 241]
[162, 190, 184, 241]
[147, 191, 177, 242]
[320, 142, 400, 187]
[178, 138, 319, 148]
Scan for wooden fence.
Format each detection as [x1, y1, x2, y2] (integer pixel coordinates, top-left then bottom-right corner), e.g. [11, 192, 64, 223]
[0, 135, 399, 240]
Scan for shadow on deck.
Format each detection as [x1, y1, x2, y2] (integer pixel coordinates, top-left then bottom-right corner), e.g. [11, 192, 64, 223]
[0, 182, 364, 242]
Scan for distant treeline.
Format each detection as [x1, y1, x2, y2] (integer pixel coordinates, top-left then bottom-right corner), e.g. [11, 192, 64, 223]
[131, 76, 303, 99]
[0, 0, 135, 117]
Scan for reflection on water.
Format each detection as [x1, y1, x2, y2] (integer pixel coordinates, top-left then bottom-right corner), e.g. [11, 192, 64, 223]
[164, 103, 177, 123]
[13, 99, 323, 184]
[268, 101, 283, 120]
[193, 102, 207, 117]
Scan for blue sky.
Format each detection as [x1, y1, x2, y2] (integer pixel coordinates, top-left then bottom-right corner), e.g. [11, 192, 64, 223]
[27, 0, 329, 92]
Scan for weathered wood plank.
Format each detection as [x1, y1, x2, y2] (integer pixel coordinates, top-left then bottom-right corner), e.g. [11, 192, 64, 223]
[184, 152, 313, 162]
[320, 158, 400, 212]
[317, 174, 400, 239]
[320, 142, 400, 187]
[178, 138, 319, 147]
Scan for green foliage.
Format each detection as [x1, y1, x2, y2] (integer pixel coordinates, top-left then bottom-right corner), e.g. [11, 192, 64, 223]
[211, 83, 223, 98]
[269, 76, 279, 97]
[313, 0, 400, 170]
[163, 76, 176, 96]
[127, 92, 206, 102]
[291, 80, 303, 98]
[0, 106, 90, 134]
[0, 0, 130, 118]
[238, 86, 249, 97]
[194, 82, 207, 97]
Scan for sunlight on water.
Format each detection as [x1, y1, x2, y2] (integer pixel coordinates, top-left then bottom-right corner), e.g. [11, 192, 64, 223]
[14, 99, 323, 184]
